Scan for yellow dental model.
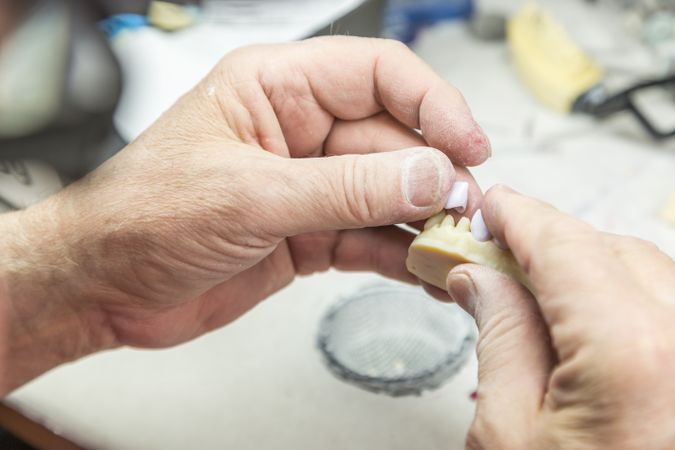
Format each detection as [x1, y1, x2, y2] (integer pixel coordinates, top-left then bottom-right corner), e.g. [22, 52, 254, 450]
[507, 3, 603, 113]
[406, 212, 531, 291]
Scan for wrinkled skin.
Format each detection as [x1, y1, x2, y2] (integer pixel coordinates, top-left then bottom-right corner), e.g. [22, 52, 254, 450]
[447, 185, 675, 450]
[0, 36, 489, 393]
[4, 33, 672, 449]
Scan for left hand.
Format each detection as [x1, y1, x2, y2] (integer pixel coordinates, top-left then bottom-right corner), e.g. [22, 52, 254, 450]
[446, 186, 675, 449]
[0, 36, 489, 393]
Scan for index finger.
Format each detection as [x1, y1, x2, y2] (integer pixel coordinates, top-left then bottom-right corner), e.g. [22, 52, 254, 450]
[480, 185, 632, 328]
[253, 36, 490, 167]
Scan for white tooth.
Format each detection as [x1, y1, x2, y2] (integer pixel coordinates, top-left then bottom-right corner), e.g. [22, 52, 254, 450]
[441, 214, 456, 227]
[471, 209, 492, 242]
[424, 212, 445, 230]
[456, 216, 471, 232]
[444, 181, 469, 212]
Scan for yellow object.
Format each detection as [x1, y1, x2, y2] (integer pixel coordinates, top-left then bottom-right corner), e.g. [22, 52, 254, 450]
[507, 3, 603, 112]
[662, 191, 675, 226]
[406, 213, 531, 292]
[148, 1, 195, 32]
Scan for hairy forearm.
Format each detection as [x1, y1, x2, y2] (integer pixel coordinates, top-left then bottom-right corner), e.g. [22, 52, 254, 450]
[0, 201, 116, 395]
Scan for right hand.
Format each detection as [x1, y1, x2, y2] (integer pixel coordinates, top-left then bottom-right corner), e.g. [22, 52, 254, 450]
[446, 185, 675, 449]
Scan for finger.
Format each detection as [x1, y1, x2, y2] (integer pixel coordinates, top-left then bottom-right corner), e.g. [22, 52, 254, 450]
[299, 37, 491, 166]
[420, 280, 453, 302]
[481, 185, 607, 287]
[332, 226, 418, 283]
[324, 111, 424, 156]
[231, 36, 490, 166]
[286, 226, 417, 283]
[324, 113, 484, 218]
[200, 226, 417, 333]
[386, 167, 483, 229]
[447, 264, 554, 442]
[479, 185, 636, 331]
[262, 146, 456, 236]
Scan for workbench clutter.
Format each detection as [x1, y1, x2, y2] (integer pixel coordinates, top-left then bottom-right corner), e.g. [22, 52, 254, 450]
[383, 0, 474, 43]
[507, 2, 675, 141]
[98, 1, 199, 37]
[0, 1, 674, 449]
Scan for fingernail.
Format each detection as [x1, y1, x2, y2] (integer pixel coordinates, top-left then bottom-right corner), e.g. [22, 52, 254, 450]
[471, 209, 492, 242]
[403, 149, 451, 208]
[447, 272, 477, 316]
[444, 181, 469, 212]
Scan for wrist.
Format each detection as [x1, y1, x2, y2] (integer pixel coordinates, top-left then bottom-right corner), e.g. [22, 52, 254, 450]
[0, 199, 116, 395]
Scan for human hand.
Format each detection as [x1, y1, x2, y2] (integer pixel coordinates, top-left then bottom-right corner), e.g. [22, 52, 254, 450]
[0, 36, 490, 392]
[446, 185, 675, 449]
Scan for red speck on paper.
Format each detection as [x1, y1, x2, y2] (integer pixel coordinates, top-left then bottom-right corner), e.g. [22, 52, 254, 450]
[469, 391, 477, 401]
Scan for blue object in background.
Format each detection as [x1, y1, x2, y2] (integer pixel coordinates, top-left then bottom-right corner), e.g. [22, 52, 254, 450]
[384, 0, 474, 44]
[99, 14, 149, 40]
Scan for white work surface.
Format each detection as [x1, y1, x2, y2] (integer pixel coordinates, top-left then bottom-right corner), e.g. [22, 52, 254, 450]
[9, 272, 478, 450]
[7, 1, 675, 449]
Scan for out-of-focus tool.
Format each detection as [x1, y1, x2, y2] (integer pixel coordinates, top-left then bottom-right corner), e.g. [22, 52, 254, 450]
[468, 11, 507, 41]
[0, 0, 122, 176]
[507, 3, 675, 140]
[384, 0, 474, 43]
[573, 72, 675, 140]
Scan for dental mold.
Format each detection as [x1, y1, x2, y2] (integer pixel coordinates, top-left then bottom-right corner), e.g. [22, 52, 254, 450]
[406, 212, 531, 291]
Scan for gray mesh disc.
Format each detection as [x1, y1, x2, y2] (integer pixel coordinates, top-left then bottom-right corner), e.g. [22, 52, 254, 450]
[317, 281, 476, 397]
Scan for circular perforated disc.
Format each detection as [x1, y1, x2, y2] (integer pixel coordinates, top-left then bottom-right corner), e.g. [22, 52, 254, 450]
[317, 281, 475, 397]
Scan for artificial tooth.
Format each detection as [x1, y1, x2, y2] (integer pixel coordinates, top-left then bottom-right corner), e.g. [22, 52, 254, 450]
[424, 212, 445, 230]
[445, 181, 469, 212]
[456, 216, 471, 232]
[441, 214, 456, 227]
[470, 209, 491, 242]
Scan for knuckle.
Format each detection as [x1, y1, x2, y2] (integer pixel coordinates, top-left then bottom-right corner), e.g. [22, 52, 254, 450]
[213, 44, 277, 80]
[604, 328, 675, 387]
[465, 429, 488, 450]
[335, 156, 377, 224]
[381, 37, 410, 53]
[613, 234, 660, 253]
[484, 183, 510, 199]
[221, 43, 269, 62]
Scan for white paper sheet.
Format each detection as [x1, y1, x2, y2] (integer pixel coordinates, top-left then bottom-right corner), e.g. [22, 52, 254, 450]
[113, 0, 368, 142]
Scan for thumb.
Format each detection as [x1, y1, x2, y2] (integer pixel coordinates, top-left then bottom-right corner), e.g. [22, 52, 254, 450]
[270, 147, 455, 236]
[446, 264, 553, 446]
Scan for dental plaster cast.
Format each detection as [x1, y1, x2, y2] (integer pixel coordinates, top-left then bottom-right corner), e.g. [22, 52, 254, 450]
[406, 212, 531, 291]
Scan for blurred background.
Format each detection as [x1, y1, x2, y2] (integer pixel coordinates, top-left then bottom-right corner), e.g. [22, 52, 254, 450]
[0, 1, 674, 449]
